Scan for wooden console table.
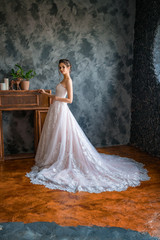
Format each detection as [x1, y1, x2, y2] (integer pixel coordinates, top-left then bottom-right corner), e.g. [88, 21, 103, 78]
[0, 90, 51, 161]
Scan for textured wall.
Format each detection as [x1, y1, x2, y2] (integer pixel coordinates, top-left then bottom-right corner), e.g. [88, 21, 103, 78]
[131, 0, 160, 157]
[0, 0, 135, 155]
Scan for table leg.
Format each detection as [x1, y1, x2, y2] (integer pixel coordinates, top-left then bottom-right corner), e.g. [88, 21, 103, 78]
[0, 111, 4, 161]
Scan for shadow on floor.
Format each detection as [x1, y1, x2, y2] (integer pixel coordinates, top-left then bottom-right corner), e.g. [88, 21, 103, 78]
[0, 222, 159, 240]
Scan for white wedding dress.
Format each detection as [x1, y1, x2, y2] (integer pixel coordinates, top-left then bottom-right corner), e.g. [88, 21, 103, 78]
[26, 83, 150, 193]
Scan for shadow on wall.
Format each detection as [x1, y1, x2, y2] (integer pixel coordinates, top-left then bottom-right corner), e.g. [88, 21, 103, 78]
[131, 0, 160, 157]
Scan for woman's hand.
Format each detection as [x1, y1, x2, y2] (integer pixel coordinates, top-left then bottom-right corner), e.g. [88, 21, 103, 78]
[50, 96, 57, 104]
[38, 89, 46, 94]
[38, 89, 56, 102]
[52, 95, 56, 101]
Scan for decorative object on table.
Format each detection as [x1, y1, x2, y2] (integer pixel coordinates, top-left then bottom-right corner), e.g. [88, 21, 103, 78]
[0, 78, 9, 90]
[10, 64, 36, 90]
[10, 80, 21, 90]
[4, 78, 9, 90]
[0, 83, 6, 90]
[20, 69, 36, 90]
[20, 80, 30, 90]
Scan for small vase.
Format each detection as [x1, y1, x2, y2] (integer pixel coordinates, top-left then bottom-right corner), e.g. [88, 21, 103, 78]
[21, 80, 30, 90]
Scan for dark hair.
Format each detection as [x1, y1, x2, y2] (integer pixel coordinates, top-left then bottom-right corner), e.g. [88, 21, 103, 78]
[59, 59, 72, 70]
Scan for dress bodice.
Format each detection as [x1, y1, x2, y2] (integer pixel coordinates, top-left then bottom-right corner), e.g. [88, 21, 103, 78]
[55, 83, 67, 98]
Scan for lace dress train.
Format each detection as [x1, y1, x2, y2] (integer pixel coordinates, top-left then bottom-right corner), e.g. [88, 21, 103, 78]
[26, 83, 150, 193]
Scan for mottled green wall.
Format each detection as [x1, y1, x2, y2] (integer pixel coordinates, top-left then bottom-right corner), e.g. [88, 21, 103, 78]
[0, 0, 135, 154]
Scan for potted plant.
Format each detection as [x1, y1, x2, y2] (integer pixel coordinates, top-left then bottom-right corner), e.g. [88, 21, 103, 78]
[11, 64, 36, 90]
[21, 69, 36, 90]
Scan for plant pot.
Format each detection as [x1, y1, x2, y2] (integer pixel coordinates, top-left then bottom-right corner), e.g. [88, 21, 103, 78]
[20, 80, 30, 90]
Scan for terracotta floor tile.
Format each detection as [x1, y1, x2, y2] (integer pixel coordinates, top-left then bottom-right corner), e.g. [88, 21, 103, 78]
[0, 146, 160, 238]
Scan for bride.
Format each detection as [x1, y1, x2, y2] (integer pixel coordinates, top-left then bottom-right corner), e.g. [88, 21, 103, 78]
[26, 59, 150, 193]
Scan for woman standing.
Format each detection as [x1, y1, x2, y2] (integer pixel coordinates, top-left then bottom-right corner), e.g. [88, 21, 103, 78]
[26, 59, 150, 193]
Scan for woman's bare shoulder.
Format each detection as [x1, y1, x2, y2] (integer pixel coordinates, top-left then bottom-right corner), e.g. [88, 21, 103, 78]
[66, 78, 72, 85]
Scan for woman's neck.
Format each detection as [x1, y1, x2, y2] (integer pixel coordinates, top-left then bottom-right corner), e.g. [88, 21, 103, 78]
[63, 73, 70, 80]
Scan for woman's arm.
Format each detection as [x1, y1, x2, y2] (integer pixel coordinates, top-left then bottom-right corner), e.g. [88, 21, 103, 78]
[55, 79, 73, 104]
[39, 79, 73, 104]
[38, 90, 56, 100]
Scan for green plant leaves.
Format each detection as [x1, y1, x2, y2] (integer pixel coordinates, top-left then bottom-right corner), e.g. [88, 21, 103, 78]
[10, 64, 36, 80]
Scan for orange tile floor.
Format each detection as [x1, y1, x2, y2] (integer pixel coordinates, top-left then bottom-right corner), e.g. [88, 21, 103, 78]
[0, 146, 160, 238]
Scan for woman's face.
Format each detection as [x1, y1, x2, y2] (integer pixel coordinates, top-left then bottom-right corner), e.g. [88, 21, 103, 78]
[59, 63, 70, 75]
